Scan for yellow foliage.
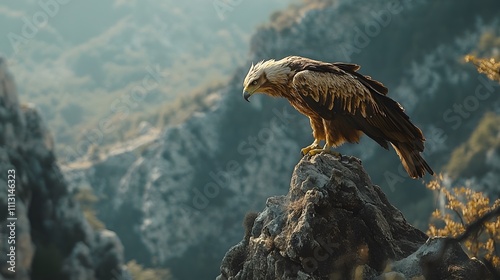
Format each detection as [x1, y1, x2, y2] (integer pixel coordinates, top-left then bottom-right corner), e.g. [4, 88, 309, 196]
[74, 188, 106, 231]
[427, 176, 500, 267]
[82, 209, 105, 231]
[126, 260, 172, 280]
[465, 55, 500, 83]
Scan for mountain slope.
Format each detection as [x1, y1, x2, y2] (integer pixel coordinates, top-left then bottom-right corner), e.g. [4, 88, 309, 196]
[0, 59, 127, 279]
[64, 0, 500, 279]
[0, 0, 290, 158]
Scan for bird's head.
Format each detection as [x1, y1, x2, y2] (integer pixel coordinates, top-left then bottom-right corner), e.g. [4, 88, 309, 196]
[242, 58, 291, 102]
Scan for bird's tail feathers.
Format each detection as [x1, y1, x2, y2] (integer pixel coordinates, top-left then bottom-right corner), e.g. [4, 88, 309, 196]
[376, 95, 425, 151]
[391, 142, 434, 179]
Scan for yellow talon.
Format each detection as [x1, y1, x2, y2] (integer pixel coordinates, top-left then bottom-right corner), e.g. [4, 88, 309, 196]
[304, 144, 342, 158]
[301, 140, 321, 156]
[308, 148, 326, 156]
[308, 149, 342, 158]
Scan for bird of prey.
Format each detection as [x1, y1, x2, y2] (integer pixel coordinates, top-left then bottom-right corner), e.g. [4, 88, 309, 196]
[242, 56, 433, 178]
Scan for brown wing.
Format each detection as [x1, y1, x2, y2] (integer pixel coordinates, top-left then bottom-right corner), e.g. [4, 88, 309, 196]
[291, 69, 382, 118]
[286, 56, 388, 95]
[292, 69, 386, 148]
[292, 70, 426, 149]
[291, 69, 433, 177]
[333, 63, 389, 95]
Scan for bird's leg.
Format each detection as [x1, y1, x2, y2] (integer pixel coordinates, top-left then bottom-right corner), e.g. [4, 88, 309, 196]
[300, 139, 321, 156]
[307, 144, 342, 158]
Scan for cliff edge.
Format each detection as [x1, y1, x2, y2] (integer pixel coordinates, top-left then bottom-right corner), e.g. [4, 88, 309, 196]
[218, 154, 491, 280]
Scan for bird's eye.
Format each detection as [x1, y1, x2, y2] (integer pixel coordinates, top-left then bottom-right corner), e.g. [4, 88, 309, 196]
[251, 80, 258, 85]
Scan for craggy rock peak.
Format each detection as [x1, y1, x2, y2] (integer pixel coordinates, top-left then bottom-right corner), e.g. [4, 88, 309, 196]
[0, 59, 127, 280]
[218, 154, 492, 280]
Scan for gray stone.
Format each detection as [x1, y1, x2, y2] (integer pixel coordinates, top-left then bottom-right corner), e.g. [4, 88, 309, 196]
[218, 154, 493, 280]
[0, 59, 127, 280]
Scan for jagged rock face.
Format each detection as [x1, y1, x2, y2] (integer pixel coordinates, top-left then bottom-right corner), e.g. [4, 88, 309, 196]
[390, 237, 492, 279]
[0, 60, 127, 280]
[218, 154, 491, 280]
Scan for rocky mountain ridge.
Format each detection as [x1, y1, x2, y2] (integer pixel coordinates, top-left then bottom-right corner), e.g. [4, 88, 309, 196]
[0, 58, 127, 280]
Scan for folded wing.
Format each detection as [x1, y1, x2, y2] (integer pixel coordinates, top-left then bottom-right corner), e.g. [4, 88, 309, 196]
[291, 67, 433, 178]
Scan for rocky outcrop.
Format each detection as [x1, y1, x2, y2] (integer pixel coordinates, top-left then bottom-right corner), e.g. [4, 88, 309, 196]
[0, 59, 128, 280]
[218, 154, 492, 280]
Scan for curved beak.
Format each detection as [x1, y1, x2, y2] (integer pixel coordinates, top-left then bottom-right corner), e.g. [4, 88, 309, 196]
[243, 90, 252, 102]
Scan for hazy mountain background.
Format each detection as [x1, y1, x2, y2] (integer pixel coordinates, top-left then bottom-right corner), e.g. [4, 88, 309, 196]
[0, 0, 290, 161]
[1, 0, 500, 279]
